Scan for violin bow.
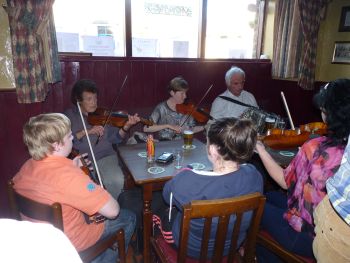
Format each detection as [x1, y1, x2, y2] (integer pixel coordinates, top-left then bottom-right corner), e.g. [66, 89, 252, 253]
[101, 75, 128, 128]
[180, 84, 214, 127]
[95, 75, 128, 145]
[77, 102, 104, 187]
[280, 91, 295, 130]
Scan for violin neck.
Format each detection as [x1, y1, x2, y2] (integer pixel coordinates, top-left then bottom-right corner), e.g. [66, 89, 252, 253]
[140, 117, 153, 126]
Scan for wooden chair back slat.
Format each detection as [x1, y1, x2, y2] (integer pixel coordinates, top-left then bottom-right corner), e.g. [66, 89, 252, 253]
[243, 198, 266, 262]
[178, 207, 192, 263]
[199, 218, 212, 262]
[228, 212, 243, 263]
[212, 215, 230, 262]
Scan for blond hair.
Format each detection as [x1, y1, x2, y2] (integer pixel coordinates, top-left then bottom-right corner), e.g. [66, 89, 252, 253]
[23, 113, 71, 160]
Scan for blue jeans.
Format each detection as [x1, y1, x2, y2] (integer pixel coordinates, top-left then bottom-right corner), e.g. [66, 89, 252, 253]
[91, 208, 136, 263]
[256, 191, 314, 263]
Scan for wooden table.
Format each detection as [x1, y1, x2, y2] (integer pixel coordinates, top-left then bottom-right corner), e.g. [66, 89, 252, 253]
[266, 147, 298, 168]
[117, 139, 212, 263]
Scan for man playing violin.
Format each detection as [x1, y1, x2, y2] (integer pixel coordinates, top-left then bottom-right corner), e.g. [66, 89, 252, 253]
[13, 113, 136, 262]
[143, 76, 204, 140]
[210, 66, 258, 120]
[64, 79, 140, 199]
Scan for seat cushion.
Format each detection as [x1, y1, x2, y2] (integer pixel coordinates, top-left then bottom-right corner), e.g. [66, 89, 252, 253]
[259, 230, 316, 263]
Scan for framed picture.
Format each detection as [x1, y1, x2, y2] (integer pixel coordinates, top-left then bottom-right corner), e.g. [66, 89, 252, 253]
[332, 42, 350, 64]
[339, 6, 350, 32]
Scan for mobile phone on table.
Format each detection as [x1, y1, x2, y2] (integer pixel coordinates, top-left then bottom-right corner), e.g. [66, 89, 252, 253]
[155, 152, 174, 164]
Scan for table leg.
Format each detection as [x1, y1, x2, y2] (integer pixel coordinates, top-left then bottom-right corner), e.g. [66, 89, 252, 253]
[142, 183, 153, 263]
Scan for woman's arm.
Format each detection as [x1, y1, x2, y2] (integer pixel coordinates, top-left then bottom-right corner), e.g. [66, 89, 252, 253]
[143, 124, 181, 133]
[256, 141, 287, 189]
[192, 125, 204, 133]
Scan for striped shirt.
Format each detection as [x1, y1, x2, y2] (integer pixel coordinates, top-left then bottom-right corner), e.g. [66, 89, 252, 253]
[327, 136, 350, 225]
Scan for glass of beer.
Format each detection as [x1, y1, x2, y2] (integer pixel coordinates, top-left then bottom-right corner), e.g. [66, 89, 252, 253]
[183, 130, 194, 149]
[264, 117, 276, 135]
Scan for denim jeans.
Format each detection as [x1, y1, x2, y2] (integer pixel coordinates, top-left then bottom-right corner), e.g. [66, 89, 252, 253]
[256, 191, 314, 263]
[91, 208, 136, 263]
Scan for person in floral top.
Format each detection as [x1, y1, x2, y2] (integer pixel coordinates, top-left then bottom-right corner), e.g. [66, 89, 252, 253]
[256, 79, 350, 262]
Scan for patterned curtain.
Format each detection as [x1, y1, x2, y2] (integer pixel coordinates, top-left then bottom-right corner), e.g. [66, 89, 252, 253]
[297, 0, 331, 90]
[272, 0, 304, 79]
[6, 0, 61, 103]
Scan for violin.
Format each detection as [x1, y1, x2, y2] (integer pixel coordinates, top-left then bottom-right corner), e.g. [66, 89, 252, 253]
[69, 148, 105, 224]
[88, 107, 153, 127]
[261, 122, 327, 150]
[176, 101, 212, 123]
[69, 148, 99, 183]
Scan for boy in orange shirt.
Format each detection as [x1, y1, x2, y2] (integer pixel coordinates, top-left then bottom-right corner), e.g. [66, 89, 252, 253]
[13, 113, 135, 262]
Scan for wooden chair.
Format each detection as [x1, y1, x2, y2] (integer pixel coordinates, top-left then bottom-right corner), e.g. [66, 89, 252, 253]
[150, 192, 266, 263]
[256, 231, 316, 263]
[7, 179, 126, 263]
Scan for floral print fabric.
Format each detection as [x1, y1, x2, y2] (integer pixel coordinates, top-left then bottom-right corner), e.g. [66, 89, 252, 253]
[283, 136, 344, 234]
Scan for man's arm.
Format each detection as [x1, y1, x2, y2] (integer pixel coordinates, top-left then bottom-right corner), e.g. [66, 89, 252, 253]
[98, 197, 120, 219]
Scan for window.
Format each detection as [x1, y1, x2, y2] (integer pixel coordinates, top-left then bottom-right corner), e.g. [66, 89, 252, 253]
[53, 0, 125, 56]
[205, 0, 259, 59]
[131, 0, 201, 58]
[53, 0, 263, 58]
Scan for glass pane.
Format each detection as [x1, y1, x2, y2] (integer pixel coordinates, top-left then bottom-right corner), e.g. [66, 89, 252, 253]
[131, 0, 201, 58]
[206, 0, 258, 59]
[53, 0, 125, 56]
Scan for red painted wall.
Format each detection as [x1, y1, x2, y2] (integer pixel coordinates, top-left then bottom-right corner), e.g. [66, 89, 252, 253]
[0, 57, 322, 216]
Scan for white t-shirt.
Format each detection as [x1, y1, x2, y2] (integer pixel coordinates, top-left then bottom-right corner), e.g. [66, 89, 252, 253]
[0, 219, 82, 263]
[210, 89, 258, 120]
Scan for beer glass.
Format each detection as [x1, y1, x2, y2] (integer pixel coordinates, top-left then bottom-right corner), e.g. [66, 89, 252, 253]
[264, 117, 276, 134]
[183, 130, 194, 149]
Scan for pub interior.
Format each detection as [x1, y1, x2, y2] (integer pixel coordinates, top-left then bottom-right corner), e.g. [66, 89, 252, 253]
[0, 0, 350, 262]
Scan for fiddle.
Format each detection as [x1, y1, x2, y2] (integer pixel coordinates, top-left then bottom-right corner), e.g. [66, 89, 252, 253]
[176, 101, 212, 123]
[261, 122, 328, 150]
[88, 107, 153, 127]
[69, 148, 106, 224]
[69, 148, 98, 183]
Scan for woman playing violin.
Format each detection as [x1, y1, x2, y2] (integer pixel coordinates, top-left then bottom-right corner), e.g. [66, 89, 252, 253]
[143, 76, 204, 140]
[64, 79, 140, 199]
[256, 79, 350, 262]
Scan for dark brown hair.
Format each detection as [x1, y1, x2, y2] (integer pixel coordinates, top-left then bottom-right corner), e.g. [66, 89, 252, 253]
[71, 79, 98, 105]
[207, 118, 257, 163]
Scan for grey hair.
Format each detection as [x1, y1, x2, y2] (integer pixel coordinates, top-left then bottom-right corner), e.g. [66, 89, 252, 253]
[225, 66, 245, 86]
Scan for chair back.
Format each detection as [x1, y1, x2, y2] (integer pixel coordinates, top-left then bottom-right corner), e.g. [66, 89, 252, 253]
[7, 179, 63, 230]
[7, 179, 126, 263]
[178, 192, 265, 263]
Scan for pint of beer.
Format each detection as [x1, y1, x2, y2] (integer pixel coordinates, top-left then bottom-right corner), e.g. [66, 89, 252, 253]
[183, 130, 194, 149]
[264, 117, 276, 135]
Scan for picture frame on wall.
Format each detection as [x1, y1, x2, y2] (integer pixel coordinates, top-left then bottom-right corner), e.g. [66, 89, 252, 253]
[332, 41, 350, 64]
[339, 6, 350, 32]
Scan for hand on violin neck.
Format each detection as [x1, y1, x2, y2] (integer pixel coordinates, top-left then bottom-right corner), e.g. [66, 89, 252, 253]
[125, 113, 140, 127]
[72, 153, 88, 168]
